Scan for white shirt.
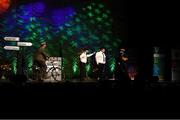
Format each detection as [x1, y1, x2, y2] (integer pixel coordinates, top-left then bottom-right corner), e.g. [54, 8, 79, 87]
[95, 51, 106, 64]
[80, 52, 94, 63]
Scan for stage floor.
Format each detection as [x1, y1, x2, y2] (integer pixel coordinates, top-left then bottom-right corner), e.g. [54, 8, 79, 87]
[1, 78, 180, 89]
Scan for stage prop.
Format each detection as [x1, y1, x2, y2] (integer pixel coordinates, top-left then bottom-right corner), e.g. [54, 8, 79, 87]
[153, 47, 165, 81]
[44, 57, 62, 82]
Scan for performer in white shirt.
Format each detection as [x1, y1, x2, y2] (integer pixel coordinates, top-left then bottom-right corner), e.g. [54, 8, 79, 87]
[95, 47, 106, 80]
[79, 48, 95, 81]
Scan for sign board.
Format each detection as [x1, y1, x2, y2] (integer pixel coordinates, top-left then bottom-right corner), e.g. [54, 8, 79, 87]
[4, 46, 20, 51]
[4, 37, 20, 41]
[17, 42, 33, 46]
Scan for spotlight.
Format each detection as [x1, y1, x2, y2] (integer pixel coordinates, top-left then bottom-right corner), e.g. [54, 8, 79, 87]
[0, 0, 11, 14]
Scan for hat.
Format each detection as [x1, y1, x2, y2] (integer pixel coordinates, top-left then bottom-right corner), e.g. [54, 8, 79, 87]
[40, 42, 46, 46]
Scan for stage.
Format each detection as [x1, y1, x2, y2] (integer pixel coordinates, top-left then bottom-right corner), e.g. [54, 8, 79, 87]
[1, 78, 180, 89]
[1, 0, 180, 118]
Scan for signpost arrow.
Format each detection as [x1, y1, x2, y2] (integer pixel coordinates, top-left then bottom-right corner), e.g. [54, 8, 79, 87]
[4, 37, 20, 41]
[4, 46, 20, 51]
[17, 42, 33, 46]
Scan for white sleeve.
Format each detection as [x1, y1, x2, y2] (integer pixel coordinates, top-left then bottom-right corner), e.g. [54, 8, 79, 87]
[87, 52, 95, 57]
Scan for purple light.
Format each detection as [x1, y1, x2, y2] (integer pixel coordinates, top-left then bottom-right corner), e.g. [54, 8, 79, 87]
[22, 4, 34, 16]
[21, 2, 46, 16]
[32, 2, 46, 14]
[52, 7, 76, 26]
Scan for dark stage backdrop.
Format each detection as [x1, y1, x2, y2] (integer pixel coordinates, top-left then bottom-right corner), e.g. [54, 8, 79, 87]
[0, 0, 128, 79]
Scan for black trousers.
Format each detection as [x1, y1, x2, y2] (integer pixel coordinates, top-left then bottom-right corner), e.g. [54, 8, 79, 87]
[97, 63, 105, 80]
[115, 65, 130, 81]
[80, 62, 86, 80]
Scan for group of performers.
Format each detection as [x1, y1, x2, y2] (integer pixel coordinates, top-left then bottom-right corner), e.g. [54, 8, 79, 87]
[0, 41, 132, 81]
[79, 47, 130, 81]
[30, 42, 131, 81]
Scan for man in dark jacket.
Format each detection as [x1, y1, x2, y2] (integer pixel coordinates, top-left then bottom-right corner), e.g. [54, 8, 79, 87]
[115, 48, 130, 81]
[34, 42, 49, 80]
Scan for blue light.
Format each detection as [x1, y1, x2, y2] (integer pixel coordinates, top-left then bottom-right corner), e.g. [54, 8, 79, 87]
[20, 2, 46, 16]
[51, 7, 76, 26]
[32, 2, 46, 14]
[153, 64, 160, 76]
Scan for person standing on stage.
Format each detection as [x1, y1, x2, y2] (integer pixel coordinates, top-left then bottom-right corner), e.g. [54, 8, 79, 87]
[115, 48, 130, 81]
[34, 42, 49, 80]
[95, 47, 106, 80]
[79, 48, 95, 81]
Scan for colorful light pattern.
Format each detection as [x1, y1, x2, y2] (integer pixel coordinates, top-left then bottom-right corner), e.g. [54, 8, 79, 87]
[0, 0, 124, 78]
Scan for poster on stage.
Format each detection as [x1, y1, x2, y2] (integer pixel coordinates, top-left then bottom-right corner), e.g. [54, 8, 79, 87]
[153, 47, 165, 81]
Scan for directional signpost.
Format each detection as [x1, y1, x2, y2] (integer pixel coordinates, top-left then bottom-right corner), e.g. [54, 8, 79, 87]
[2, 36, 33, 79]
[3, 37, 20, 51]
[4, 37, 20, 41]
[3, 37, 33, 50]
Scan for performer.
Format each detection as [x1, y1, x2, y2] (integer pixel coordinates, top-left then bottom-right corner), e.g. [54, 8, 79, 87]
[34, 42, 49, 80]
[95, 47, 106, 80]
[115, 48, 130, 81]
[79, 48, 95, 81]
